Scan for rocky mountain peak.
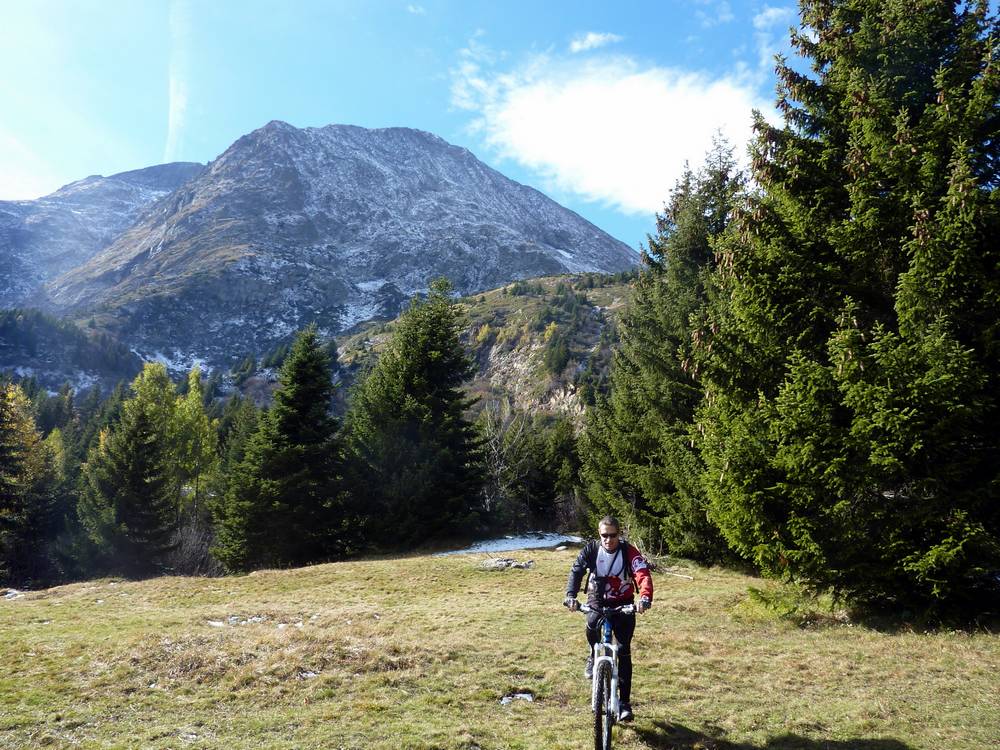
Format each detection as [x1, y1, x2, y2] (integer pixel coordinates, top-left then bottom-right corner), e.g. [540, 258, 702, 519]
[22, 121, 637, 373]
[0, 162, 205, 308]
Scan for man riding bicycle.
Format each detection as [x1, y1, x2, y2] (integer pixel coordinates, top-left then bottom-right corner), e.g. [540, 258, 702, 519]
[564, 515, 653, 723]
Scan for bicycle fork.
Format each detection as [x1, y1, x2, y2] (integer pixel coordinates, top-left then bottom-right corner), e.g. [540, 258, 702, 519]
[590, 641, 620, 720]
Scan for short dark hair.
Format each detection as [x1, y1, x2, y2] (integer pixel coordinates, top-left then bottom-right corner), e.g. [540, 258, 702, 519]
[598, 515, 620, 531]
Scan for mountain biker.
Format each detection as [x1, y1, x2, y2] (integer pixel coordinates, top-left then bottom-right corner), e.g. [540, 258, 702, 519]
[564, 515, 653, 723]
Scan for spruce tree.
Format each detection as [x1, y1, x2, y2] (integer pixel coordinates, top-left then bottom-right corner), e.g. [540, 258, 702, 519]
[213, 326, 346, 571]
[74, 383, 125, 467]
[50, 384, 122, 581]
[345, 279, 482, 547]
[524, 414, 581, 526]
[581, 141, 741, 561]
[208, 395, 259, 539]
[698, 0, 999, 610]
[77, 389, 176, 577]
[219, 395, 260, 474]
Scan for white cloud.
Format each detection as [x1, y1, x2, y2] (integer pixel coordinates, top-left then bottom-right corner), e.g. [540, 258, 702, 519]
[407, 4, 426, 15]
[0, 129, 65, 200]
[450, 32, 503, 112]
[752, 6, 796, 70]
[753, 5, 795, 30]
[696, 1, 735, 28]
[569, 32, 624, 54]
[163, 0, 192, 163]
[451, 44, 775, 216]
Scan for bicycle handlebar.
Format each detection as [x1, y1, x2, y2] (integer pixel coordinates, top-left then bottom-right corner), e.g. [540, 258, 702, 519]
[576, 603, 636, 615]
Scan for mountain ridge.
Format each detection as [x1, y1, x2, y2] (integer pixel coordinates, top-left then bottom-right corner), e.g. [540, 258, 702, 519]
[0, 162, 205, 308]
[42, 121, 636, 370]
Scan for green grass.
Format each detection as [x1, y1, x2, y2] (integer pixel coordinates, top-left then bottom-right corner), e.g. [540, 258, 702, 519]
[2, 550, 997, 749]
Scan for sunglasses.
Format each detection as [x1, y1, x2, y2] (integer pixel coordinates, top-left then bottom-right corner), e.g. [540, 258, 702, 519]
[600, 533, 618, 539]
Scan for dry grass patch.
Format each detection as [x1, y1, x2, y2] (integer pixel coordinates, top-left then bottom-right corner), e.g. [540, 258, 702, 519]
[1, 550, 998, 749]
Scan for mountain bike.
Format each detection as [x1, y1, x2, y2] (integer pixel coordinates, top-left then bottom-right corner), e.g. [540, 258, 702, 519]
[576, 602, 635, 750]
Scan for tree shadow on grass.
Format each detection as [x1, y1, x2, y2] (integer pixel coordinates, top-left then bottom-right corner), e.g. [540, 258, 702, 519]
[632, 720, 914, 750]
[846, 607, 1000, 636]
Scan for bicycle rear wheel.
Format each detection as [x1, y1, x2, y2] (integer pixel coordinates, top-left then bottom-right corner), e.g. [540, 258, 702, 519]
[593, 661, 613, 750]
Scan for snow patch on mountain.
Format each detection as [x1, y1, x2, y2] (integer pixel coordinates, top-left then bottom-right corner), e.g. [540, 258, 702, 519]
[150, 350, 210, 373]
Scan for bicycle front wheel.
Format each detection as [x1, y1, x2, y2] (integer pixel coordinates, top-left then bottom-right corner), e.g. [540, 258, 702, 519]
[593, 661, 613, 750]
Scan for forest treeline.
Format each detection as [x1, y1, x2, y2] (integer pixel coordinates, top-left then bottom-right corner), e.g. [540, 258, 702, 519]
[1, 0, 998, 617]
[0, 308, 142, 381]
[0, 279, 579, 585]
[585, 0, 999, 615]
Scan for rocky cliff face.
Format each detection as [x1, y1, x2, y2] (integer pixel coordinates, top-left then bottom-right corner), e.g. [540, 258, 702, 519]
[45, 122, 637, 369]
[0, 163, 205, 308]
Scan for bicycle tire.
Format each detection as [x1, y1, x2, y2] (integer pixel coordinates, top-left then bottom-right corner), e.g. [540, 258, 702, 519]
[593, 661, 613, 750]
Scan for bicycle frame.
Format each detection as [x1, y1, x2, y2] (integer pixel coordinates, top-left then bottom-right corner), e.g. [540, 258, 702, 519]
[580, 603, 634, 721]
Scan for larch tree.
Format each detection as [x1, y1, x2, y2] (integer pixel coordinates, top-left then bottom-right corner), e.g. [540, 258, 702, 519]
[0, 384, 58, 585]
[172, 366, 220, 515]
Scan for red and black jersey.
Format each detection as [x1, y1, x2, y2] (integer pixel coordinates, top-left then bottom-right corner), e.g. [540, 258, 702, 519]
[566, 540, 653, 606]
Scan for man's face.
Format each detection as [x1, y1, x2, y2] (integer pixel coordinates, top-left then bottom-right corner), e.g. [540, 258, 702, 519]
[599, 523, 620, 553]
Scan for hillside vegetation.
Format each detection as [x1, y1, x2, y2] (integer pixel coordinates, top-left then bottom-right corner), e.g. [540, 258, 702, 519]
[2, 549, 997, 750]
[0, 309, 142, 392]
[336, 272, 635, 419]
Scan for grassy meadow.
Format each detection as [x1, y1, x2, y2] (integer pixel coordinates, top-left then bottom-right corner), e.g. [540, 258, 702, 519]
[1, 547, 997, 750]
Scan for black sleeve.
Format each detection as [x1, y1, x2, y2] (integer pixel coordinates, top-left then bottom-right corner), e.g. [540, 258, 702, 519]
[566, 542, 594, 597]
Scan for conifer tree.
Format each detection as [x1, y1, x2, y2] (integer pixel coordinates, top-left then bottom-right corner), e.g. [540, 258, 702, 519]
[524, 414, 581, 526]
[77, 386, 176, 577]
[131, 363, 177, 434]
[0, 384, 58, 584]
[219, 395, 260, 473]
[213, 326, 346, 571]
[582, 141, 741, 561]
[74, 383, 125, 466]
[172, 366, 220, 514]
[34, 382, 75, 435]
[50, 384, 121, 580]
[345, 279, 482, 547]
[207, 395, 259, 557]
[698, 0, 999, 610]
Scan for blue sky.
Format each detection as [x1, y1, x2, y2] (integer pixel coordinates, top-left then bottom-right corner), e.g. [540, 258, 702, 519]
[0, 1, 799, 249]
